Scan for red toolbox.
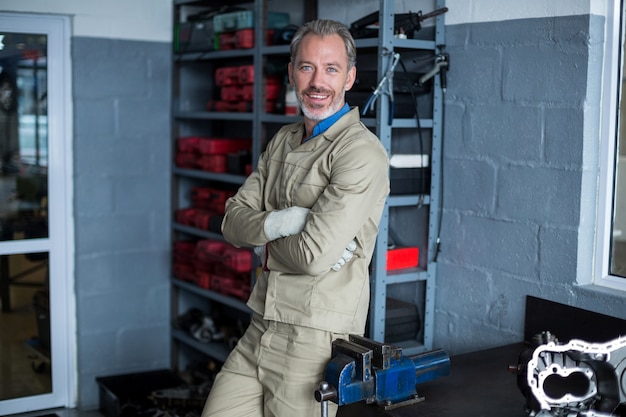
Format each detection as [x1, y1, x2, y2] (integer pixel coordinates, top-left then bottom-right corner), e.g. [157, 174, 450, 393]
[177, 136, 201, 153]
[175, 208, 197, 225]
[206, 100, 252, 112]
[207, 99, 275, 113]
[192, 187, 235, 204]
[387, 247, 419, 270]
[193, 137, 251, 155]
[195, 239, 228, 261]
[215, 64, 257, 85]
[198, 154, 228, 173]
[192, 187, 235, 213]
[264, 82, 282, 100]
[221, 83, 282, 101]
[175, 152, 197, 169]
[193, 259, 217, 276]
[195, 271, 211, 289]
[211, 270, 251, 301]
[218, 29, 254, 50]
[215, 66, 242, 86]
[220, 85, 248, 101]
[222, 246, 252, 273]
[238, 65, 254, 84]
[173, 241, 196, 263]
[193, 209, 217, 230]
[173, 263, 195, 282]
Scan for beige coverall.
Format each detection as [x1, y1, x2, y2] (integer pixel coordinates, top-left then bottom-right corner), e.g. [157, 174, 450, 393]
[202, 107, 390, 417]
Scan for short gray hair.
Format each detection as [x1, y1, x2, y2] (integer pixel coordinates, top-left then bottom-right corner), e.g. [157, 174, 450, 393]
[289, 19, 357, 69]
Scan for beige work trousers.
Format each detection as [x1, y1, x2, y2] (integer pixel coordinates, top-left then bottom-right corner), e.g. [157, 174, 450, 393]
[201, 313, 347, 417]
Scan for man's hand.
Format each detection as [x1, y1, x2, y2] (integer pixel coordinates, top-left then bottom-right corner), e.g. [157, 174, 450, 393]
[332, 239, 357, 271]
[264, 206, 310, 241]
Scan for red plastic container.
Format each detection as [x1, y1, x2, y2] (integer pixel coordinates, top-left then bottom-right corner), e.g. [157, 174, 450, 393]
[189, 137, 251, 155]
[218, 29, 254, 50]
[198, 154, 228, 173]
[222, 246, 252, 273]
[386, 247, 419, 270]
[215, 66, 241, 86]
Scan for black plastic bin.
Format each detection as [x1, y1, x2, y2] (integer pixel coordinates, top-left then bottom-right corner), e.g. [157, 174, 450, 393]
[96, 369, 183, 417]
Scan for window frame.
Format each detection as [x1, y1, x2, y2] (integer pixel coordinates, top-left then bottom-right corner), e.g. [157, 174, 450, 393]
[595, 0, 626, 291]
[0, 12, 76, 414]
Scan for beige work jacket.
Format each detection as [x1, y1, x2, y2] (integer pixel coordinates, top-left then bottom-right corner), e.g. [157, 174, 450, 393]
[221, 107, 390, 334]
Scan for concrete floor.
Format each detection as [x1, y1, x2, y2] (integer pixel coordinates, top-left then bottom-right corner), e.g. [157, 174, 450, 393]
[7, 409, 105, 417]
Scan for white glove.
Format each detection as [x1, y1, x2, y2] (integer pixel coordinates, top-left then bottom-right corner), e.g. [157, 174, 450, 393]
[264, 206, 310, 241]
[332, 239, 357, 271]
[254, 245, 266, 266]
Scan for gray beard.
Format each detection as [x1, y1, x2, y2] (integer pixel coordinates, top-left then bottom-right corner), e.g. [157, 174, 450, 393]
[297, 89, 346, 121]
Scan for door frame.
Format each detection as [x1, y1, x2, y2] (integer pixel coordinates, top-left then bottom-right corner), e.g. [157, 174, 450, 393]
[0, 12, 76, 414]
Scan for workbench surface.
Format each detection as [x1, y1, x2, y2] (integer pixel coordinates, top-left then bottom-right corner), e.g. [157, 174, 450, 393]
[337, 342, 529, 417]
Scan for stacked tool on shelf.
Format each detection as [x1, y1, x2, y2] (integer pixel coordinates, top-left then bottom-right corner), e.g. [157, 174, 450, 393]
[207, 64, 282, 113]
[175, 186, 236, 234]
[175, 136, 252, 175]
[173, 239, 252, 302]
[214, 10, 290, 50]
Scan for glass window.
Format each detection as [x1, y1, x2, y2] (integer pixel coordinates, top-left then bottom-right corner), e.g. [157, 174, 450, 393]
[597, 1, 626, 290]
[612, 75, 626, 278]
[0, 32, 48, 243]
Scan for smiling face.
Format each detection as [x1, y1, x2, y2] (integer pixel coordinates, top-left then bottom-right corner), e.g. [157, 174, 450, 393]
[288, 33, 356, 134]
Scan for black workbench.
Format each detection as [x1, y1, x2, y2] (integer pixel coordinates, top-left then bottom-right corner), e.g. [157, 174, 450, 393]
[337, 342, 528, 417]
[338, 296, 626, 417]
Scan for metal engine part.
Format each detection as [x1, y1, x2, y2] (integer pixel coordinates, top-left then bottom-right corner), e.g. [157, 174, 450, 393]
[515, 332, 626, 417]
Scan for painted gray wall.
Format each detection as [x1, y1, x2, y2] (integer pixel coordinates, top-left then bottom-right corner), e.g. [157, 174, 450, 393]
[72, 37, 172, 408]
[435, 14, 626, 355]
[66, 12, 626, 410]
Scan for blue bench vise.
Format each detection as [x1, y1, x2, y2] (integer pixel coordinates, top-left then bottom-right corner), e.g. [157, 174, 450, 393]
[315, 335, 450, 416]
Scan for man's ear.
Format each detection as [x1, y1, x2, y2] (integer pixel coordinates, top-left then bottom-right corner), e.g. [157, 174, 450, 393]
[345, 66, 357, 91]
[288, 62, 294, 85]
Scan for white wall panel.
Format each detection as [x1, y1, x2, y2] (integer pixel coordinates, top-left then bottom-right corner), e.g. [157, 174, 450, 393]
[1, 0, 171, 41]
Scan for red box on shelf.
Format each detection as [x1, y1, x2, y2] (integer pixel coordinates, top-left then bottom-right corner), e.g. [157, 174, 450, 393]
[220, 85, 248, 101]
[206, 100, 252, 112]
[218, 29, 254, 50]
[173, 263, 195, 282]
[195, 137, 251, 155]
[211, 271, 251, 301]
[192, 187, 234, 203]
[192, 187, 235, 214]
[198, 154, 228, 173]
[195, 239, 228, 261]
[222, 246, 252, 273]
[175, 152, 197, 169]
[215, 66, 241, 86]
[192, 209, 216, 230]
[386, 247, 419, 271]
[177, 136, 201, 153]
[173, 241, 196, 264]
[238, 65, 254, 84]
[221, 83, 282, 102]
[175, 208, 197, 225]
[195, 271, 211, 289]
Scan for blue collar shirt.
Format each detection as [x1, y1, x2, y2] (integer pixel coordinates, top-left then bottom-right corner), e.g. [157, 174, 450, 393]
[303, 103, 351, 143]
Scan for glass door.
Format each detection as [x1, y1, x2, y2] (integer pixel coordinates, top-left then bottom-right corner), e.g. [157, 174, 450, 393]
[0, 13, 74, 414]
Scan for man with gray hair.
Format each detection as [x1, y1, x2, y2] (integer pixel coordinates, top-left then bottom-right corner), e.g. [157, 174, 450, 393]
[201, 19, 389, 417]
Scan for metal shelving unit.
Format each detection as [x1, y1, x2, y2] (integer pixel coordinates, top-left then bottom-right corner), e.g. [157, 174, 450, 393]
[170, 0, 314, 371]
[364, 0, 446, 355]
[170, 0, 445, 369]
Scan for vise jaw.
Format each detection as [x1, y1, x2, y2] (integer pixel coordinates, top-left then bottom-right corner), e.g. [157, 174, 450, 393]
[315, 335, 450, 413]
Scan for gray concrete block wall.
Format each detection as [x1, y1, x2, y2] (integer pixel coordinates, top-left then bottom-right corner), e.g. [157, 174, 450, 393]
[435, 14, 626, 355]
[72, 37, 172, 408]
